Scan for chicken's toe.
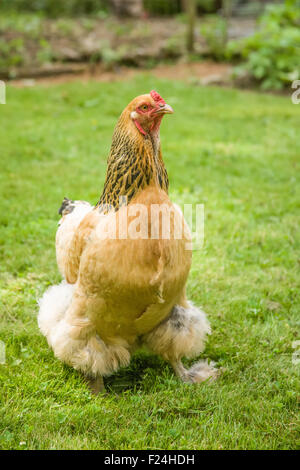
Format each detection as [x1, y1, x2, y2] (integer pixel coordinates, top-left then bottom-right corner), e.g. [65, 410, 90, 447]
[185, 360, 220, 383]
[171, 359, 220, 384]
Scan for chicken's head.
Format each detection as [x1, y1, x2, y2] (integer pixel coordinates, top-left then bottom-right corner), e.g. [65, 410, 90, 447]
[128, 90, 173, 136]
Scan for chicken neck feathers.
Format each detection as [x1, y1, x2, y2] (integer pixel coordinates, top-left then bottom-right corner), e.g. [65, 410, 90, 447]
[96, 108, 169, 213]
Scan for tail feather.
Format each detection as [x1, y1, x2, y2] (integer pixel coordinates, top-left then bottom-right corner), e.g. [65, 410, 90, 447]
[56, 199, 93, 279]
[58, 197, 74, 216]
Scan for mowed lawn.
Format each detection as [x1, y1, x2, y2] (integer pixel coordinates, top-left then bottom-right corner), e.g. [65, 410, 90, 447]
[0, 76, 299, 450]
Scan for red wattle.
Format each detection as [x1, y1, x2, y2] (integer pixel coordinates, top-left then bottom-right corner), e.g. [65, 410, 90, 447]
[134, 120, 147, 136]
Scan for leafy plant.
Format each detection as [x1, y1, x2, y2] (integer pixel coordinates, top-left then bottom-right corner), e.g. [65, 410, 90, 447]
[143, 0, 181, 15]
[163, 34, 184, 58]
[0, 0, 109, 17]
[201, 15, 228, 60]
[227, 0, 300, 89]
[36, 39, 53, 64]
[144, 0, 218, 15]
[0, 12, 43, 37]
[0, 38, 25, 71]
[196, 0, 217, 13]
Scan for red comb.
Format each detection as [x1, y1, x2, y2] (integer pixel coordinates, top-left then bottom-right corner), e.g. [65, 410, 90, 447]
[150, 90, 166, 105]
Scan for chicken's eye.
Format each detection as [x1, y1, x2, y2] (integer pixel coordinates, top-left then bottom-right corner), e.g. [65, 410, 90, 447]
[141, 104, 148, 111]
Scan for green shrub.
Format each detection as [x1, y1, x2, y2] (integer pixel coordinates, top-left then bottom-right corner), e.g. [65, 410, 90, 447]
[144, 0, 218, 15]
[0, 37, 25, 70]
[227, 0, 300, 89]
[201, 15, 228, 60]
[0, 0, 219, 17]
[196, 0, 218, 13]
[143, 0, 181, 16]
[0, 0, 108, 17]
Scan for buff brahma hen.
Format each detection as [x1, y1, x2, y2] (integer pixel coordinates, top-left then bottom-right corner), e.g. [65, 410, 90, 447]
[38, 90, 218, 393]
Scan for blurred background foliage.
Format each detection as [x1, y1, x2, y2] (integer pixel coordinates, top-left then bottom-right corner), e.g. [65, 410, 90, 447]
[0, 0, 299, 90]
[0, 0, 109, 16]
[0, 0, 266, 17]
[144, 0, 182, 15]
[227, 0, 300, 89]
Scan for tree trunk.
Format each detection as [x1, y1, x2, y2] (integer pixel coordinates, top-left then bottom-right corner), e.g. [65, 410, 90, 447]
[222, 0, 233, 44]
[183, 0, 197, 53]
[222, 0, 233, 21]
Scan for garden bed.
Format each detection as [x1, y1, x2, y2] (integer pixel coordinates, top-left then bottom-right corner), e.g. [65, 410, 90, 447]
[0, 12, 256, 79]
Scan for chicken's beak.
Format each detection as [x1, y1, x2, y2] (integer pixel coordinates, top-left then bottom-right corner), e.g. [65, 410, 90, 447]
[161, 103, 174, 114]
[155, 103, 174, 115]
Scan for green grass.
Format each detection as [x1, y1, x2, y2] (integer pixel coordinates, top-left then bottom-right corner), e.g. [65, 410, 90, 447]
[0, 77, 299, 450]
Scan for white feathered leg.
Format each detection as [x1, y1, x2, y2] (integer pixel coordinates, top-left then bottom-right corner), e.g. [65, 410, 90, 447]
[38, 281, 75, 341]
[38, 282, 131, 393]
[142, 302, 219, 383]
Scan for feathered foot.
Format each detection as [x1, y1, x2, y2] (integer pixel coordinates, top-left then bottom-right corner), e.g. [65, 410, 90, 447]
[171, 359, 219, 384]
[38, 281, 131, 394]
[142, 302, 220, 384]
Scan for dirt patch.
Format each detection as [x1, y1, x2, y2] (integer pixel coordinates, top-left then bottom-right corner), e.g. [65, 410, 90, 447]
[10, 60, 233, 87]
[150, 61, 232, 82]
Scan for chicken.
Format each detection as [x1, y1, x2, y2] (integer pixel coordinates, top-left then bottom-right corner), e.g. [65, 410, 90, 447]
[38, 90, 218, 393]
